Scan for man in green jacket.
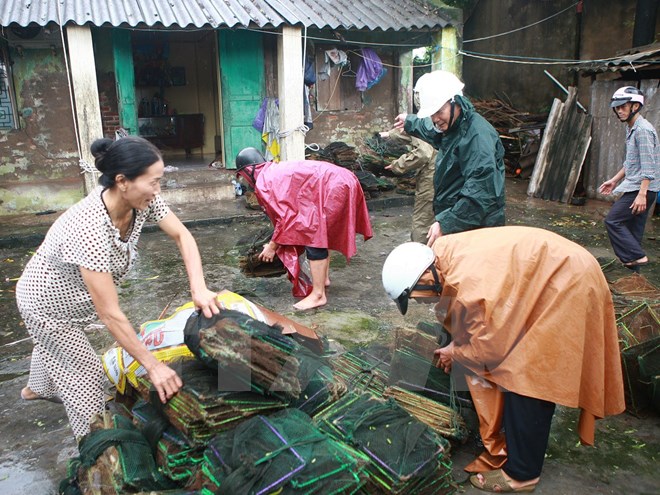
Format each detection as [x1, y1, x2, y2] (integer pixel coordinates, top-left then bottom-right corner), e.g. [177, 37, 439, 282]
[394, 70, 505, 246]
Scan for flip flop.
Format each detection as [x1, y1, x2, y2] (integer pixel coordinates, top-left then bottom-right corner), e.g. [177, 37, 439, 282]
[469, 469, 536, 493]
[21, 388, 63, 404]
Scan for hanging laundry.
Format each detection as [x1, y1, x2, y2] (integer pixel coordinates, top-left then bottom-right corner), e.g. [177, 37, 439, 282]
[356, 48, 387, 92]
[252, 98, 268, 132]
[304, 86, 313, 130]
[319, 48, 348, 80]
[262, 98, 281, 161]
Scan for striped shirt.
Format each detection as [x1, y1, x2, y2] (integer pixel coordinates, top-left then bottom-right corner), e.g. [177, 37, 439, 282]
[614, 116, 660, 193]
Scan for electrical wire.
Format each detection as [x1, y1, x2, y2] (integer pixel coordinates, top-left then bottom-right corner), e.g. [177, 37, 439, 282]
[463, 2, 579, 44]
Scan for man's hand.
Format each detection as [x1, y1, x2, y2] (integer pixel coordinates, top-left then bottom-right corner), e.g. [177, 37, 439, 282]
[434, 341, 455, 374]
[426, 221, 442, 247]
[259, 242, 277, 263]
[631, 193, 648, 215]
[393, 113, 407, 130]
[598, 179, 617, 195]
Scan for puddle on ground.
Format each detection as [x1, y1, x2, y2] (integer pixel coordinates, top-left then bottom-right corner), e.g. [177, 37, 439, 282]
[0, 461, 57, 495]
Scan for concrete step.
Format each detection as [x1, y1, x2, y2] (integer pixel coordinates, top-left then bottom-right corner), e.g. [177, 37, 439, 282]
[160, 165, 236, 205]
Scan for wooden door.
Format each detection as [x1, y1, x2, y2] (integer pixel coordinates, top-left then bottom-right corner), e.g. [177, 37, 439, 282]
[218, 30, 264, 169]
[112, 30, 138, 136]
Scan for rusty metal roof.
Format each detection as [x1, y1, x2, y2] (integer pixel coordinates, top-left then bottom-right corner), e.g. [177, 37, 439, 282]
[1, 0, 451, 31]
[573, 43, 660, 74]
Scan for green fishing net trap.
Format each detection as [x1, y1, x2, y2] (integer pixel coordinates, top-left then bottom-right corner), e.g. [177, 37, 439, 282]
[61, 309, 466, 494]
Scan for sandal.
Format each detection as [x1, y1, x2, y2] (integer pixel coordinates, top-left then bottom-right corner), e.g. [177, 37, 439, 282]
[623, 257, 648, 268]
[469, 469, 536, 493]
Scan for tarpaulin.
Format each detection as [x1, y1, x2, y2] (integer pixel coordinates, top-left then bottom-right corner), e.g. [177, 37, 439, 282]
[239, 160, 372, 297]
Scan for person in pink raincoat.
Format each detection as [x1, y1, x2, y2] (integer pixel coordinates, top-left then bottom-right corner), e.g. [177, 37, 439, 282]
[236, 147, 373, 310]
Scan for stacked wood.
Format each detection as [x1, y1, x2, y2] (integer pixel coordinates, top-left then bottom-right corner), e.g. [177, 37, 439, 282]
[472, 98, 547, 177]
[527, 87, 592, 203]
[318, 141, 361, 170]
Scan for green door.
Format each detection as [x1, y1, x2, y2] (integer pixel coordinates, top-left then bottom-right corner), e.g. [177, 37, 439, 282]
[112, 30, 138, 135]
[218, 30, 264, 169]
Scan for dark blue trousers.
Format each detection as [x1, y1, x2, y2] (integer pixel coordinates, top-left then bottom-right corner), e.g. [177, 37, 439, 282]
[604, 190, 656, 263]
[502, 391, 556, 481]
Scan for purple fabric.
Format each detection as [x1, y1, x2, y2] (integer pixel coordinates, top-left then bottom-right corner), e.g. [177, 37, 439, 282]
[356, 48, 387, 92]
[252, 98, 268, 132]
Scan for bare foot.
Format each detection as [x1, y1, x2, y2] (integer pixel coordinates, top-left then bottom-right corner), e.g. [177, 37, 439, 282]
[325, 278, 331, 287]
[21, 386, 62, 403]
[21, 386, 38, 400]
[293, 293, 327, 310]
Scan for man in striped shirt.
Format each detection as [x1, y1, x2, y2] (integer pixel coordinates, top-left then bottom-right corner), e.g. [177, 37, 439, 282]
[599, 86, 660, 271]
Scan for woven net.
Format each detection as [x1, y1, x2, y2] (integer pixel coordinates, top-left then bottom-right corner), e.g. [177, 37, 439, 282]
[314, 392, 454, 494]
[192, 408, 369, 494]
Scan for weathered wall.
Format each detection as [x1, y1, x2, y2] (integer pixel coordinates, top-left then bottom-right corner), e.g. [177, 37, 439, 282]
[462, 0, 578, 113]
[0, 46, 83, 216]
[306, 50, 397, 155]
[462, 0, 659, 114]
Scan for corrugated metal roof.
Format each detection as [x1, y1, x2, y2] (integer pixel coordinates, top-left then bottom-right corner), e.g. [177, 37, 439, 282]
[1, 0, 451, 31]
[573, 43, 660, 74]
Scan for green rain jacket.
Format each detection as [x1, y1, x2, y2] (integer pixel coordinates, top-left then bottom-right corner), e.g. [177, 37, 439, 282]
[404, 95, 505, 235]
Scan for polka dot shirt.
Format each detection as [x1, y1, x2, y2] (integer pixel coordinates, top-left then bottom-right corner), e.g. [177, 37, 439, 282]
[16, 186, 170, 327]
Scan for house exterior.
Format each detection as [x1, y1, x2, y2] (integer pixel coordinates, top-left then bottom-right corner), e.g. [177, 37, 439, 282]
[0, 0, 459, 216]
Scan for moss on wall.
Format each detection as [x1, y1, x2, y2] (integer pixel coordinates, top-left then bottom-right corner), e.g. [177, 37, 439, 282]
[0, 46, 82, 216]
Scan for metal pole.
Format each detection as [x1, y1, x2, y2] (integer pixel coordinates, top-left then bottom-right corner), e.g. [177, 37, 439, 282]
[544, 70, 588, 113]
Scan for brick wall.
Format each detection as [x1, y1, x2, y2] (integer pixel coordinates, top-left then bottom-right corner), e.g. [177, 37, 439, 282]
[98, 72, 120, 139]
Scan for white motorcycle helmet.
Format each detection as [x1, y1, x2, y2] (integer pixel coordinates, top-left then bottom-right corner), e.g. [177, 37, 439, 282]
[382, 242, 440, 315]
[414, 70, 465, 119]
[610, 86, 644, 108]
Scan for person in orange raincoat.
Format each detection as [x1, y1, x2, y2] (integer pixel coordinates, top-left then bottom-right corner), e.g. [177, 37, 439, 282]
[382, 226, 625, 493]
[236, 147, 373, 310]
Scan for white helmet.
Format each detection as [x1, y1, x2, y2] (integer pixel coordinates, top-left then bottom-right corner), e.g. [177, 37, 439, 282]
[414, 70, 465, 118]
[382, 242, 437, 315]
[610, 86, 644, 108]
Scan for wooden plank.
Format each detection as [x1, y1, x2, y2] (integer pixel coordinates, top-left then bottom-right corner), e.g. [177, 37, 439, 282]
[527, 98, 562, 196]
[66, 25, 103, 193]
[315, 49, 341, 112]
[541, 88, 578, 201]
[277, 26, 305, 161]
[561, 120, 592, 203]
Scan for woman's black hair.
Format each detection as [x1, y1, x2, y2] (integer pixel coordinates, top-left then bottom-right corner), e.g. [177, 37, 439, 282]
[90, 136, 162, 188]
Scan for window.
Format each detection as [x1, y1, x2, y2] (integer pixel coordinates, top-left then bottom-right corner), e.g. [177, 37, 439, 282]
[314, 47, 362, 112]
[0, 44, 18, 129]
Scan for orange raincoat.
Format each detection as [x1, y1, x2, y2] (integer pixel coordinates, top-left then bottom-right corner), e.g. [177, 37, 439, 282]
[430, 226, 625, 471]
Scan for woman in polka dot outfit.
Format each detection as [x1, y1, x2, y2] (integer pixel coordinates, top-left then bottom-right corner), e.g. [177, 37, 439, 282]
[16, 136, 221, 439]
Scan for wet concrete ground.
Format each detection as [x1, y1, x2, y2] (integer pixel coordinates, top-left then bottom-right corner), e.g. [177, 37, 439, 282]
[0, 179, 658, 494]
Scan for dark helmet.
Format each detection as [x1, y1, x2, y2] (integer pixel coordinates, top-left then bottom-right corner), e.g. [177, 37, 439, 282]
[236, 147, 265, 170]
